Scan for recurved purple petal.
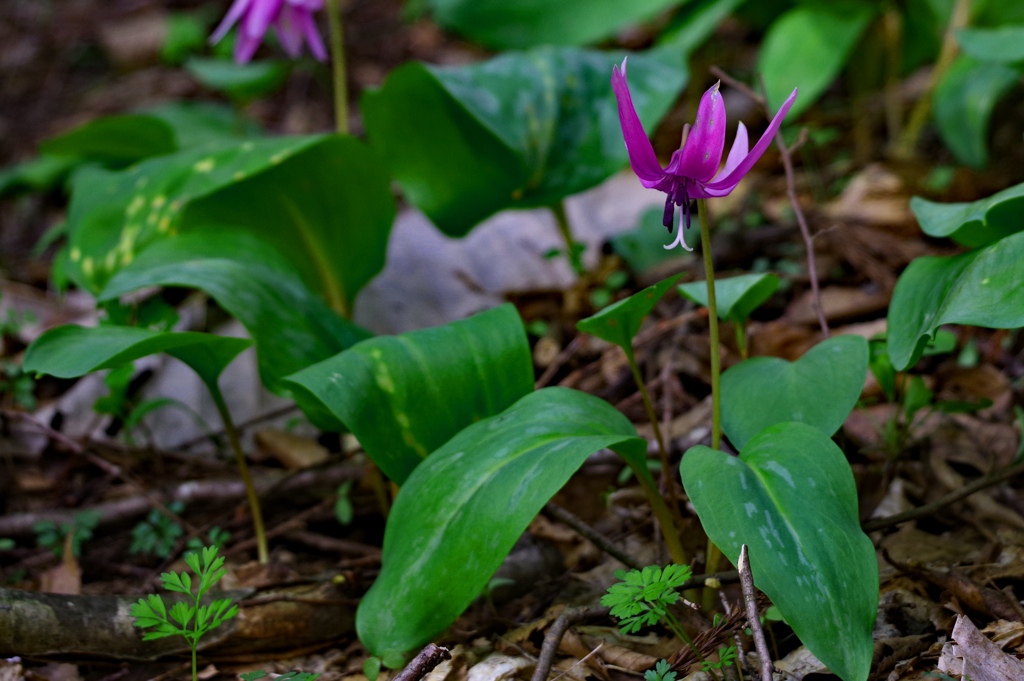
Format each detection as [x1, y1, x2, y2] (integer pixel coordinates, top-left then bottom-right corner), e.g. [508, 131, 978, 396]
[243, 0, 284, 40]
[714, 121, 748, 182]
[674, 82, 726, 183]
[234, 30, 263, 63]
[299, 9, 327, 61]
[703, 87, 797, 193]
[211, 0, 254, 44]
[275, 4, 304, 57]
[612, 59, 667, 187]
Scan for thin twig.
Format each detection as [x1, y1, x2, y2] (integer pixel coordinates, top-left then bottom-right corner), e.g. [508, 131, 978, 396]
[530, 606, 611, 681]
[536, 334, 587, 389]
[738, 546, 773, 681]
[680, 569, 740, 592]
[709, 66, 830, 337]
[392, 644, 452, 681]
[861, 458, 1024, 532]
[543, 502, 644, 570]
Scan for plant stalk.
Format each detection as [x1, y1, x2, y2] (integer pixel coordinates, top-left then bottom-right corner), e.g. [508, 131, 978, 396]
[697, 200, 721, 450]
[734, 320, 748, 360]
[192, 645, 198, 681]
[626, 350, 684, 527]
[325, 0, 349, 135]
[551, 201, 585, 276]
[631, 460, 688, 566]
[210, 386, 268, 564]
[697, 199, 724, 612]
[894, 0, 971, 158]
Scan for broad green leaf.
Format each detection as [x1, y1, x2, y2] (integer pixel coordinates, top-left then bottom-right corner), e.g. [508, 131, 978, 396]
[910, 179, 1024, 248]
[0, 155, 80, 198]
[426, 0, 681, 49]
[362, 46, 685, 237]
[680, 422, 877, 681]
[284, 304, 533, 483]
[100, 227, 370, 396]
[65, 134, 394, 316]
[40, 115, 177, 167]
[23, 325, 251, 393]
[65, 134, 325, 292]
[185, 57, 290, 102]
[887, 230, 1024, 370]
[146, 101, 262, 148]
[576, 273, 683, 355]
[677, 273, 779, 323]
[356, 387, 649, 656]
[957, 25, 1024, 63]
[933, 55, 1019, 170]
[720, 335, 868, 450]
[758, 1, 875, 118]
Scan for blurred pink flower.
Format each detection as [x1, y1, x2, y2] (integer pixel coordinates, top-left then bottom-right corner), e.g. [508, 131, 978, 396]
[211, 0, 327, 64]
[612, 58, 797, 250]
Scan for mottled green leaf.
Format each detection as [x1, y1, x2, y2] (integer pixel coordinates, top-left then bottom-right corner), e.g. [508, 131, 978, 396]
[40, 115, 176, 167]
[677, 273, 779, 323]
[284, 304, 533, 482]
[362, 46, 685, 236]
[23, 325, 250, 393]
[576, 273, 683, 354]
[887, 230, 1024, 370]
[910, 179, 1024, 248]
[357, 387, 649, 656]
[720, 335, 868, 450]
[681, 422, 877, 681]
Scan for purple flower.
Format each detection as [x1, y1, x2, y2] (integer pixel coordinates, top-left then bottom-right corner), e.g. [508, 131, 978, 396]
[211, 0, 327, 65]
[612, 58, 797, 250]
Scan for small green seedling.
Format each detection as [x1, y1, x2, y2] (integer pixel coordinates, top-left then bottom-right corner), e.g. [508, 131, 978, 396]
[644, 659, 676, 681]
[130, 545, 239, 681]
[131, 502, 186, 558]
[334, 480, 355, 526]
[186, 527, 231, 558]
[35, 510, 101, 558]
[700, 646, 737, 672]
[602, 565, 720, 681]
[0, 539, 15, 550]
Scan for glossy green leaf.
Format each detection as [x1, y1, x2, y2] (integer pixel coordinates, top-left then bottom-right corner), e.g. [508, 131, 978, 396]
[185, 57, 289, 102]
[426, 0, 680, 49]
[957, 25, 1024, 63]
[357, 387, 649, 656]
[933, 55, 1019, 170]
[23, 325, 251, 393]
[362, 46, 685, 237]
[680, 422, 877, 681]
[868, 338, 896, 403]
[887, 230, 1024, 370]
[284, 304, 533, 482]
[677, 273, 779, 323]
[576, 273, 683, 355]
[65, 134, 394, 316]
[720, 335, 868, 450]
[100, 227, 370, 396]
[910, 180, 1024, 249]
[758, 1, 875, 118]
[40, 115, 177, 167]
[146, 101, 262, 148]
[65, 134, 324, 292]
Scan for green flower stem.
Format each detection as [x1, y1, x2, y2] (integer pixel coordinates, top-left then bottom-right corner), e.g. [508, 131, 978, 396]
[325, 0, 349, 135]
[210, 385, 268, 564]
[664, 609, 720, 681]
[630, 458, 688, 566]
[734, 319, 748, 361]
[697, 199, 721, 451]
[192, 644, 198, 681]
[625, 348, 685, 531]
[551, 201, 585, 276]
[697, 198, 723, 612]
